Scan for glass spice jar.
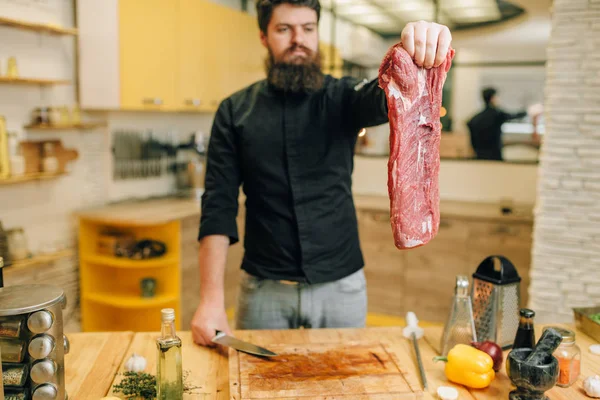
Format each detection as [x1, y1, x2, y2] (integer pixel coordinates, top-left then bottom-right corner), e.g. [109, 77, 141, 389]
[0, 317, 23, 339]
[0, 338, 25, 363]
[3, 363, 28, 387]
[544, 326, 581, 387]
[4, 389, 27, 400]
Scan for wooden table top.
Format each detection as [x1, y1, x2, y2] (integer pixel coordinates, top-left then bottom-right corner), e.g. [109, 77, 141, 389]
[73, 192, 533, 227]
[64, 324, 599, 399]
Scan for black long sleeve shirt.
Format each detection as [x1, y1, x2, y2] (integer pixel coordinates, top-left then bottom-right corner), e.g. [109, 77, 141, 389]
[467, 106, 527, 161]
[198, 75, 388, 284]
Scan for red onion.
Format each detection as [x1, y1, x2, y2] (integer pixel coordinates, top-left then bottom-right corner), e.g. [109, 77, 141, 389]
[471, 341, 503, 371]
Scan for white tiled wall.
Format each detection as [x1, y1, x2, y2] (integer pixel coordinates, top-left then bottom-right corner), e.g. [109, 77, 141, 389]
[0, 0, 100, 255]
[529, 0, 600, 323]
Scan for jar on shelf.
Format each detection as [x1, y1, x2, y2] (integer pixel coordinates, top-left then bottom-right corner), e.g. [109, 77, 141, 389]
[6, 57, 18, 78]
[7, 228, 28, 262]
[42, 142, 59, 173]
[544, 326, 581, 387]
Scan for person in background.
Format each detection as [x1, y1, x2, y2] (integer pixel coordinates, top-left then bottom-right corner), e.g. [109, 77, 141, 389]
[190, 0, 453, 347]
[467, 87, 527, 161]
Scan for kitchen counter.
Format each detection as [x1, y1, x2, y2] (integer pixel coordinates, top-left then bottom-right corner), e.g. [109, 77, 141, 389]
[75, 192, 533, 225]
[64, 323, 599, 399]
[75, 196, 201, 226]
[74, 194, 535, 329]
[354, 195, 533, 223]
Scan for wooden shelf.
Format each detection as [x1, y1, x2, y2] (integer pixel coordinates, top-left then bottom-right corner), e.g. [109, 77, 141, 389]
[0, 76, 70, 86]
[0, 16, 78, 36]
[0, 172, 68, 186]
[83, 292, 177, 309]
[24, 122, 107, 131]
[8, 249, 75, 270]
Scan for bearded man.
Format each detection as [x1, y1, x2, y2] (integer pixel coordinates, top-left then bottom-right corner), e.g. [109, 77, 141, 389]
[191, 0, 453, 346]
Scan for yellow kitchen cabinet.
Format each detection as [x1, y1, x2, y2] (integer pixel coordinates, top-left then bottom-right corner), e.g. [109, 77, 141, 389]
[178, 0, 223, 112]
[320, 42, 344, 78]
[78, 217, 181, 332]
[118, 0, 178, 110]
[211, 4, 266, 103]
[77, 1, 342, 111]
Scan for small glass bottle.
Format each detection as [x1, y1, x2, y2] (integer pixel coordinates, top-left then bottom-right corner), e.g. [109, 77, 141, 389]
[513, 308, 535, 349]
[42, 142, 58, 173]
[156, 308, 183, 399]
[545, 326, 581, 388]
[440, 275, 477, 357]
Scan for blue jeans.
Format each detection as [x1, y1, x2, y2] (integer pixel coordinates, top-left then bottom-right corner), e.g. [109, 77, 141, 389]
[234, 269, 367, 329]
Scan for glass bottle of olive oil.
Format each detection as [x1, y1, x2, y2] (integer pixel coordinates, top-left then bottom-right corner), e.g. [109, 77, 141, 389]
[156, 308, 183, 399]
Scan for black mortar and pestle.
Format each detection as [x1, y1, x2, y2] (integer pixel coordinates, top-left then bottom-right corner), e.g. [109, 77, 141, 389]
[506, 327, 563, 400]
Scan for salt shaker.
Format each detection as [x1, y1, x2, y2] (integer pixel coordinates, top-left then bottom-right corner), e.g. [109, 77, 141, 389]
[440, 275, 477, 357]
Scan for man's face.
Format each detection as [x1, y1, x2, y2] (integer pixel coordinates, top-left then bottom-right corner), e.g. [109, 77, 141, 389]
[260, 4, 319, 65]
[490, 95, 498, 106]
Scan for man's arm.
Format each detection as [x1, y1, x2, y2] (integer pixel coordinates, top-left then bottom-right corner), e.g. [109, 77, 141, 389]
[191, 99, 241, 346]
[499, 109, 527, 123]
[344, 77, 389, 132]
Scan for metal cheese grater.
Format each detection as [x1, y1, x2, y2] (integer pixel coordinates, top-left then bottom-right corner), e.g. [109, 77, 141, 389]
[471, 255, 522, 349]
[440, 275, 477, 357]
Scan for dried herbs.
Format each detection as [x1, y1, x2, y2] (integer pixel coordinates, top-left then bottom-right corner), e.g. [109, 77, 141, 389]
[113, 371, 157, 400]
[112, 370, 203, 399]
[3, 363, 27, 386]
[5, 391, 27, 400]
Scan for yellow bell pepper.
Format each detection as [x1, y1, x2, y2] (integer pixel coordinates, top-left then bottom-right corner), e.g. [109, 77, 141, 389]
[434, 344, 495, 389]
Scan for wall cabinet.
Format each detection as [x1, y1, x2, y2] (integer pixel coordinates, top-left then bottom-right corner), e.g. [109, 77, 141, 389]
[77, 0, 342, 112]
[118, 0, 178, 110]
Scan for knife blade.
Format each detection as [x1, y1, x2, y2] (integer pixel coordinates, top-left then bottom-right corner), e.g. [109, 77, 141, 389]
[211, 330, 278, 357]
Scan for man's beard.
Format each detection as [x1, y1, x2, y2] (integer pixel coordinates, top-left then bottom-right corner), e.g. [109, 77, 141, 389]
[266, 46, 324, 94]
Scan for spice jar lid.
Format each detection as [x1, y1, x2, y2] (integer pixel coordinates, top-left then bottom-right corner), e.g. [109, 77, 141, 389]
[0, 284, 65, 316]
[543, 326, 575, 344]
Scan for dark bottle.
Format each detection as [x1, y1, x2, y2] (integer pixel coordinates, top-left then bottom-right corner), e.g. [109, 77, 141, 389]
[513, 308, 536, 349]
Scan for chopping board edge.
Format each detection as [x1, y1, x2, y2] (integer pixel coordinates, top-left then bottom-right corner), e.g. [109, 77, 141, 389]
[380, 342, 425, 396]
[230, 346, 242, 400]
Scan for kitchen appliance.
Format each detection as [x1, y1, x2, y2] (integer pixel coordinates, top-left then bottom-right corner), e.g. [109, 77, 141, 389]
[440, 275, 477, 357]
[212, 330, 277, 357]
[174, 131, 206, 201]
[471, 255, 522, 349]
[0, 284, 70, 399]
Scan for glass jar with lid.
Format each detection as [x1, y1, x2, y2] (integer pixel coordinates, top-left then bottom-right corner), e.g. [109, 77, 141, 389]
[543, 326, 580, 387]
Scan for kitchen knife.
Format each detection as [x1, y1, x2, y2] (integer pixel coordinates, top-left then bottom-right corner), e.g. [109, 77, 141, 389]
[211, 330, 278, 357]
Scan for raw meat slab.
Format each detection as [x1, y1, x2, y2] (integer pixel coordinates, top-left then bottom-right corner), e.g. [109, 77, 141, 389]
[378, 44, 455, 249]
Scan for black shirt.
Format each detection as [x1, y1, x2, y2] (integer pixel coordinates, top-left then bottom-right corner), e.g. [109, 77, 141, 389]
[467, 106, 527, 161]
[197, 75, 388, 284]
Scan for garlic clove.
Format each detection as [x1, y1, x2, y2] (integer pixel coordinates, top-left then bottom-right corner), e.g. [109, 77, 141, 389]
[124, 352, 147, 372]
[437, 386, 459, 400]
[583, 375, 600, 398]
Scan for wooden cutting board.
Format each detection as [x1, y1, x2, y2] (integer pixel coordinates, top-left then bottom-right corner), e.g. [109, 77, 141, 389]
[230, 340, 423, 399]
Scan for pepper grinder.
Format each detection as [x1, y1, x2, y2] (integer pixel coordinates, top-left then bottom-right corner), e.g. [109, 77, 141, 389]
[440, 275, 477, 357]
